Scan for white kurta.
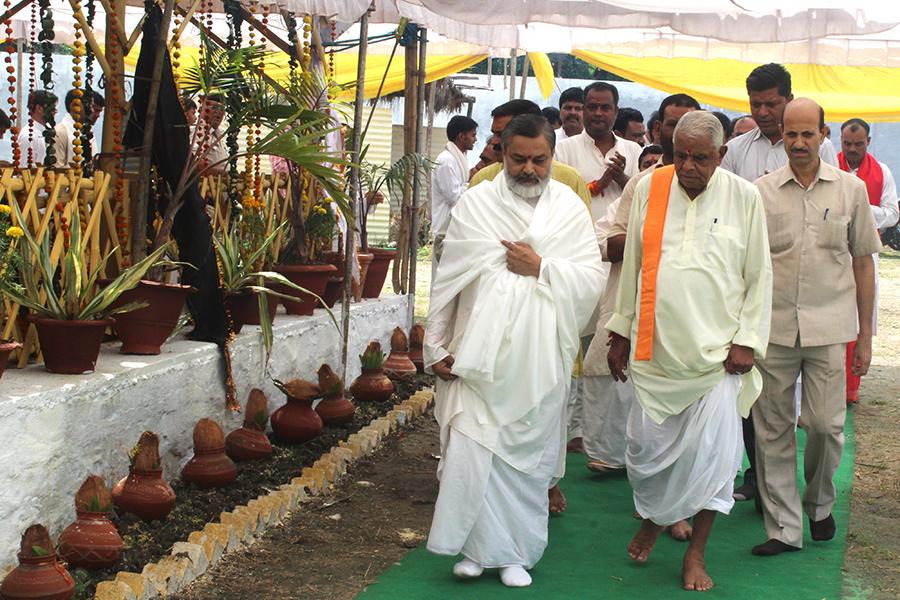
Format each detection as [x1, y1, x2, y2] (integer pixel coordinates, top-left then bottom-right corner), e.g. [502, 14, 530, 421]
[430, 142, 469, 237]
[425, 173, 604, 566]
[16, 121, 47, 167]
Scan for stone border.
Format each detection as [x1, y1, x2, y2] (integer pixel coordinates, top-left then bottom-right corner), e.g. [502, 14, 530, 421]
[93, 390, 435, 600]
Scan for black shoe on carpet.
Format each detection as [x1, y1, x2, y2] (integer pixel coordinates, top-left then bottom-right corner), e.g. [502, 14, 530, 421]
[810, 514, 836, 541]
[752, 539, 801, 556]
[733, 482, 757, 502]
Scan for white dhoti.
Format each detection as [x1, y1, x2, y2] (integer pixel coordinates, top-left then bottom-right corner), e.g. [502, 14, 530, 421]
[583, 375, 636, 467]
[627, 374, 743, 525]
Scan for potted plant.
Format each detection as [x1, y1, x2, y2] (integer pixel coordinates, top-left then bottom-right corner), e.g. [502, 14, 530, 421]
[271, 377, 323, 443]
[226, 388, 273, 461]
[112, 431, 177, 522]
[315, 363, 355, 425]
[0, 205, 23, 377]
[0, 204, 171, 374]
[58, 475, 124, 570]
[349, 340, 395, 402]
[0, 525, 75, 599]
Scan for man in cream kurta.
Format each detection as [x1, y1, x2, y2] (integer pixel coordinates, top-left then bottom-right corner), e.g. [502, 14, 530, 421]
[607, 112, 772, 591]
[424, 115, 603, 588]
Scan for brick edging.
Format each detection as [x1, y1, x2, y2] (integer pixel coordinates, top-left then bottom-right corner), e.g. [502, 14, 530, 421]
[93, 390, 435, 600]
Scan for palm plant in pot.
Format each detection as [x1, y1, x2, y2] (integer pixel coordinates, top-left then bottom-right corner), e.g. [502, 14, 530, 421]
[0, 203, 170, 374]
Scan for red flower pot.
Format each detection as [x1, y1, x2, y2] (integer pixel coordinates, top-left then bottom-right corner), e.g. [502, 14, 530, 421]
[182, 447, 238, 488]
[0, 340, 22, 380]
[225, 427, 273, 462]
[110, 280, 195, 355]
[224, 290, 279, 334]
[273, 264, 336, 316]
[409, 324, 425, 373]
[111, 469, 176, 522]
[362, 248, 397, 299]
[349, 368, 395, 402]
[271, 396, 323, 443]
[321, 276, 345, 308]
[57, 511, 124, 570]
[356, 252, 374, 301]
[0, 552, 75, 600]
[315, 393, 355, 426]
[31, 317, 112, 374]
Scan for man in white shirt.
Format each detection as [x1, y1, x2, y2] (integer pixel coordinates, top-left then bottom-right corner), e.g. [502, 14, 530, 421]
[721, 63, 838, 505]
[54, 89, 105, 168]
[838, 117, 899, 404]
[16, 90, 57, 168]
[555, 87, 584, 142]
[431, 115, 478, 274]
[613, 107, 647, 147]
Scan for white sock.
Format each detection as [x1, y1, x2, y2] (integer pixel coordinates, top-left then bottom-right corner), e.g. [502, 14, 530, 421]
[452, 558, 484, 578]
[500, 566, 532, 587]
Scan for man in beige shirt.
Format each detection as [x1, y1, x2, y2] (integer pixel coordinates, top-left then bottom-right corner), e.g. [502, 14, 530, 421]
[752, 98, 881, 557]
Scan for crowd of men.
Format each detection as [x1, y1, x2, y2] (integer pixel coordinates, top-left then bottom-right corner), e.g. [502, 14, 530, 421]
[426, 62, 897, 591]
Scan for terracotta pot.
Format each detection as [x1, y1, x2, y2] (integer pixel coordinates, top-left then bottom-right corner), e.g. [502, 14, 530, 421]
[57, 511, 124, 570]
[271, 396, 323, 443]
[0, 552, 75, 600]
[225, 427, 273, 462]
[384, 350, 417, 383]
[0, 340, 22, 380]
[356, 252, 374, 301]
[182, 446, 238, 488]
[109, 280, 195, 355]
[362, 248, 397, 299]
[321, 276, 345, 308]
[273, 263, 336, 316]
[409, 324, 425, 373]
[111, 469, 176, 521]
[315, 393, 355, 426]
[30, 317, 112, 374]
[224, 290, 279, 334]
[349, 367, 395, 402]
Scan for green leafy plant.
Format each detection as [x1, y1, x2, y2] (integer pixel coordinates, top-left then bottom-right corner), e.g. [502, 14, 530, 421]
[0, 203, 170, 321]
[358, 152, 434, 249]
[359, 340, 386, 370]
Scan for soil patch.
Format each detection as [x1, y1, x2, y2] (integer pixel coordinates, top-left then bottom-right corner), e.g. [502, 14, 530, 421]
[71, 376, 433, 599]
[169, 414, 441, 600]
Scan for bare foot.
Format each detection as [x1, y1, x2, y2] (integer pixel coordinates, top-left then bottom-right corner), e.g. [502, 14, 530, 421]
[682, 553, 714, 592]
[549, 485, 567, 515]
[566, 437, 584, 453]
[668, 519, 693, 541]
[627, 519, 663, 562]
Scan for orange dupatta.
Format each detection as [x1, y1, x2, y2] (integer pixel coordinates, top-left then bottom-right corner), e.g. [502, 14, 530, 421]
[634, 165, 676, 361]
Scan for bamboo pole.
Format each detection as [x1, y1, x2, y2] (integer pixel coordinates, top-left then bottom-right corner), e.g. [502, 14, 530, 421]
[407, 27, 426, 326]
[393, 33, 418, 294]
[341, 9, 369, 382]
[509, 49, 517, 101]
[130, 0, 176, 262]
[519, 53, 530, 99]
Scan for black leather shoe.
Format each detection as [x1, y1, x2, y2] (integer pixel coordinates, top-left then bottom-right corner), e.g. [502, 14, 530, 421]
[752, 539, 801, 556]
[810, 514, 836, 541]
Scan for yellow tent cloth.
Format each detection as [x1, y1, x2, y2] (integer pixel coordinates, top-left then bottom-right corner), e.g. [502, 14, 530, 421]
[527, 52, 554, 100]
[574, 50, 900, 123]
[125, 46, 485, 100]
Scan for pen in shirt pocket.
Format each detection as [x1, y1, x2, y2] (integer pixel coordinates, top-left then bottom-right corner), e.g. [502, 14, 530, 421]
[709, 217, 718, 232]
[824, 208, 829, 221]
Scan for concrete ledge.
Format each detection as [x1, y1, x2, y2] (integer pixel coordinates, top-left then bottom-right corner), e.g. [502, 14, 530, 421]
[0, 296, 408, 567]
[96, 388, 435, 598]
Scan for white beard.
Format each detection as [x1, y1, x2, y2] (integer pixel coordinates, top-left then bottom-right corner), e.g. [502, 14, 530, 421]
[504, 168, 552, 201]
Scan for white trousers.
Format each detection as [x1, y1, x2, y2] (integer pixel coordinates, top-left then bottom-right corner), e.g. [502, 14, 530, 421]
[427, 427, 560, 569]
[627, 374, 743, 526]
[582, 375, 635, 467]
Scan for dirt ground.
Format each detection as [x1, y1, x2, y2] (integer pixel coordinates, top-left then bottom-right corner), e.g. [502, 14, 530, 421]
[170, 417, 441, 600]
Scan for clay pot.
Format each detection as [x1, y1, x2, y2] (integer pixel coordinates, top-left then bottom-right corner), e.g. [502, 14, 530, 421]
[350, 368, 395, 402]
[224, 290, 279, 334]
[0, 553, 75, 600]
[409, 324, 425, 373]
[112, 469, 176, 521]
[315, 363, 354, 425]
[321, 276, 345, 308]
[57, 511, 124, 570]
[226, 389, 273, 462]
[362, 248, 397, 298]
[271, 379, 323, 443]
[109, 280, 195, 355]
[30, 317, 112, 374]
[273, 263, 337, 316]
[356, 252, 374, 301]
[182, 419, 237, 488]
[1, 525, 74, 600]
[384, 327, 417, 383]
[0, 340, 22, 380]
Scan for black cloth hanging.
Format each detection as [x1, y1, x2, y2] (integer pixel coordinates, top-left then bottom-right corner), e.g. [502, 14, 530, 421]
[124, 2, 227, 344]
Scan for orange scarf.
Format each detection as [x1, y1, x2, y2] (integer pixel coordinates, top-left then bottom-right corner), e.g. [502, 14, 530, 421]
[635, 165, 676, 361]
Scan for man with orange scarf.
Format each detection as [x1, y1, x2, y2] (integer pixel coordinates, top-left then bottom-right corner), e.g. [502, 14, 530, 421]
[838, 118, 899, 404]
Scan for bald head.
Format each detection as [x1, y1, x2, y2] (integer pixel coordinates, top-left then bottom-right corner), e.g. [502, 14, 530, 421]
[782, 98, 826, 171]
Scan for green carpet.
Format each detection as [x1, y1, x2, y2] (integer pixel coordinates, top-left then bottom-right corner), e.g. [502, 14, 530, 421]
[358, 414, 854, 599]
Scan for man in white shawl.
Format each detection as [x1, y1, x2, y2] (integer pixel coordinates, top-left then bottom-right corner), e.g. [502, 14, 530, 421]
[424, 114, 604, 587]
[607, 112, 773, 591]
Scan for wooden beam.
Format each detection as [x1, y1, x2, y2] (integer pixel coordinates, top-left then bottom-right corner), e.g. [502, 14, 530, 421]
[239, 6, 295, 59]
[169, 0, 202, 47]
[0, 0, 32, 25]
[96, 0, 129, 51]
[126, 13, 148, 54]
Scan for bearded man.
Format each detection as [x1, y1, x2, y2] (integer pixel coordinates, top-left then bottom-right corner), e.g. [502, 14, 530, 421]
[608, 111, 772, 591]
[425, 114, 604, 587]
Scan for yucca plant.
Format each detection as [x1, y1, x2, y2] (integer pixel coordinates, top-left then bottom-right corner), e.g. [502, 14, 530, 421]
[359, 341, 386, 370]
[0, 201, 170, 321]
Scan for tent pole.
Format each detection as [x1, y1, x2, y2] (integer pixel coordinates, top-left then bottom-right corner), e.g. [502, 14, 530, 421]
[408, 27, 426, 326]
[509, 48, 517, 101]
[342, 8, 368, 381]
[519, 53, 530, 98]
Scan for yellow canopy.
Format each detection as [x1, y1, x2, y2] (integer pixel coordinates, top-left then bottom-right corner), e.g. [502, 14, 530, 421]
[574, 50, 900, 122]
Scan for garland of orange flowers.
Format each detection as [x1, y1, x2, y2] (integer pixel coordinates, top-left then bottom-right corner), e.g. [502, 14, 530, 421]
[26, 1, 36, 170]
[4, 0, 20, 168]
[241, 0, 258, 212]
[107, 0, 128, 264]
[171, 11, 182, 93]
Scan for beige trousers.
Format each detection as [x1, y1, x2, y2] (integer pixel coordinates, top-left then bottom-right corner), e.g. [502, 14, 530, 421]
[753, 341, 847, 547]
